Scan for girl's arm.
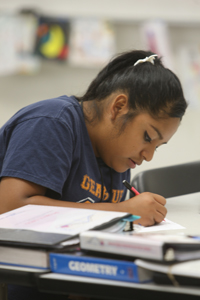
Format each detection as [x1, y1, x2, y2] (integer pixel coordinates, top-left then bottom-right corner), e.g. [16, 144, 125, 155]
[0, 177, 167, 226]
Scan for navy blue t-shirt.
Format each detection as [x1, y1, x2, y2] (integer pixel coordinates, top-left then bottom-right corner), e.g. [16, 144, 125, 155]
[0, 95, 130, 204]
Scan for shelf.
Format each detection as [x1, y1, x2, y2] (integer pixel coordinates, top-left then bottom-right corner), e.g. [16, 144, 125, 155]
[1, 0, 200, 24]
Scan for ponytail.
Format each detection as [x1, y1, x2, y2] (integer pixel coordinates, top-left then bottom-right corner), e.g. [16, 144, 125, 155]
[77, 49, 187, 121]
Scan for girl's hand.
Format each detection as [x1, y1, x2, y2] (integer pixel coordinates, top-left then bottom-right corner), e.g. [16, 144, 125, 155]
[118, 192, 167, 227]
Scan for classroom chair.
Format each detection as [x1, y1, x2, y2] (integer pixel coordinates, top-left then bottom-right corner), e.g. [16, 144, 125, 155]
[130, 161, 200, 198]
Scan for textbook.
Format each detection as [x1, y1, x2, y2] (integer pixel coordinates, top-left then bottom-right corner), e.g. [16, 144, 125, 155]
[135, 259, 200, 286]
[0, 240, 81, 270]
[0, 245, 50, 270]
[0, 204, 131, 249]
[49, 252, 153, 283]
[80, 231, 200, 262]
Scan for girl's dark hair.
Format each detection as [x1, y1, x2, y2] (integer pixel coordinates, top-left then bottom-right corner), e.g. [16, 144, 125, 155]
[77, 50, 187, 122]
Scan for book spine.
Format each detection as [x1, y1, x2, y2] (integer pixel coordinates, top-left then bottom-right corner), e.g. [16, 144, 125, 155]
[49, 253, 152, 283]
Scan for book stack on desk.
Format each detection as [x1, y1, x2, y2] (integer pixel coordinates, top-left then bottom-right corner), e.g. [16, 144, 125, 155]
[0, 230, 82, 271]
[46, 230, 200, 284]
[76, 230, 200, 285]
[0, 204, 131, 270]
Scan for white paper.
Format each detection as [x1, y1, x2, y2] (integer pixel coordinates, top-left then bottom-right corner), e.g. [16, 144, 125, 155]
[0, 13, 40, 76]
[140, 20, 174, 71]
[133, 218, 185, 233]
[135, 259, 200, 278]
[68, 18, 116, 67]
[177, 45, 200, 109]
[0, 204, 128, 235]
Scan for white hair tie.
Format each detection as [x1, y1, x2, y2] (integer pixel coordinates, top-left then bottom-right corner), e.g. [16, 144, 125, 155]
[134, 54, 158, 66]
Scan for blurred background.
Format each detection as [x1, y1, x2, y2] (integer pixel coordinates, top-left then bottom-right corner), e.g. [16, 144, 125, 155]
[0, 0, 200, 179]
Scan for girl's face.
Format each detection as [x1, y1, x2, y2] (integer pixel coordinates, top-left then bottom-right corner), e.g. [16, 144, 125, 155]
[96, 112, 180, 173]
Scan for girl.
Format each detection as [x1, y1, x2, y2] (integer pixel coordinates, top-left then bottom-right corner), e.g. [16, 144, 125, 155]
[0, 50, 187, 228]
[0, 50, 187, 300]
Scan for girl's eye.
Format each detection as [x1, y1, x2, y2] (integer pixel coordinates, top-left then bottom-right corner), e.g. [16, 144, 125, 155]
[144, 131, 152, 143]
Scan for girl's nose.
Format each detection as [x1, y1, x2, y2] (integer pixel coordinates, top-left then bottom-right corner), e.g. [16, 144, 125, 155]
[141, 147, 155, 162]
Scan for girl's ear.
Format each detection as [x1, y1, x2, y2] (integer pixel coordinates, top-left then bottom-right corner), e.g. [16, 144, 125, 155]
[110, 94, 129, 120]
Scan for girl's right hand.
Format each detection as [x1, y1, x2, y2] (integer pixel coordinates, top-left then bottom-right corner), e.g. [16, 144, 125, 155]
[118, 192, 167, 227]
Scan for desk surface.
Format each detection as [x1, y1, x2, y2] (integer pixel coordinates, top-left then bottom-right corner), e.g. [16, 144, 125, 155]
[38, 272, 200, 299]
[166, 191, 200, 235]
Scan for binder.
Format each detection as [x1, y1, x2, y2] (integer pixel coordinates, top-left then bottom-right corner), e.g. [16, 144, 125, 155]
[0, 228, 70, 249]
[135, 259, 200, 287]
[0, 204, 131, 249]
[80, 231, 200, 262]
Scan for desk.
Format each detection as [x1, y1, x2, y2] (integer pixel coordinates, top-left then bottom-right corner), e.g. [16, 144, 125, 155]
[38, 273, 200, 300]
[37, 192, 200, 299]
[0, 265, 49, 300]
[165, 192, 200, 235]
[1, 192, 200, 300]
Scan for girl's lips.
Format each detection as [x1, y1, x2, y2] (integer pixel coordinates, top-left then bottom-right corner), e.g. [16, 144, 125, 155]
[129, 158, 136, 168]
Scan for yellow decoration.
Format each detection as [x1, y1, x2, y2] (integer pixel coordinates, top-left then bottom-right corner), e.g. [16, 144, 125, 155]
[40, 24, 65, 58]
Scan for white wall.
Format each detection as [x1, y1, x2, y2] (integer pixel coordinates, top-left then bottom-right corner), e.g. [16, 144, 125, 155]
[1, 0, 200, 23]
[0, 0, 200, 180]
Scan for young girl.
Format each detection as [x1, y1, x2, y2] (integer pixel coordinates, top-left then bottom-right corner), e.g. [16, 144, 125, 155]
[0, 50, 187, 300]
[0, 50, 187, 228]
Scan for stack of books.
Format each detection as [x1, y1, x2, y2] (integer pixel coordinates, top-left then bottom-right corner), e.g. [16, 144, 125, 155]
[77, 230, 200, 285]
[1, 204, 200, 286]
[0, 204, 131, 270]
